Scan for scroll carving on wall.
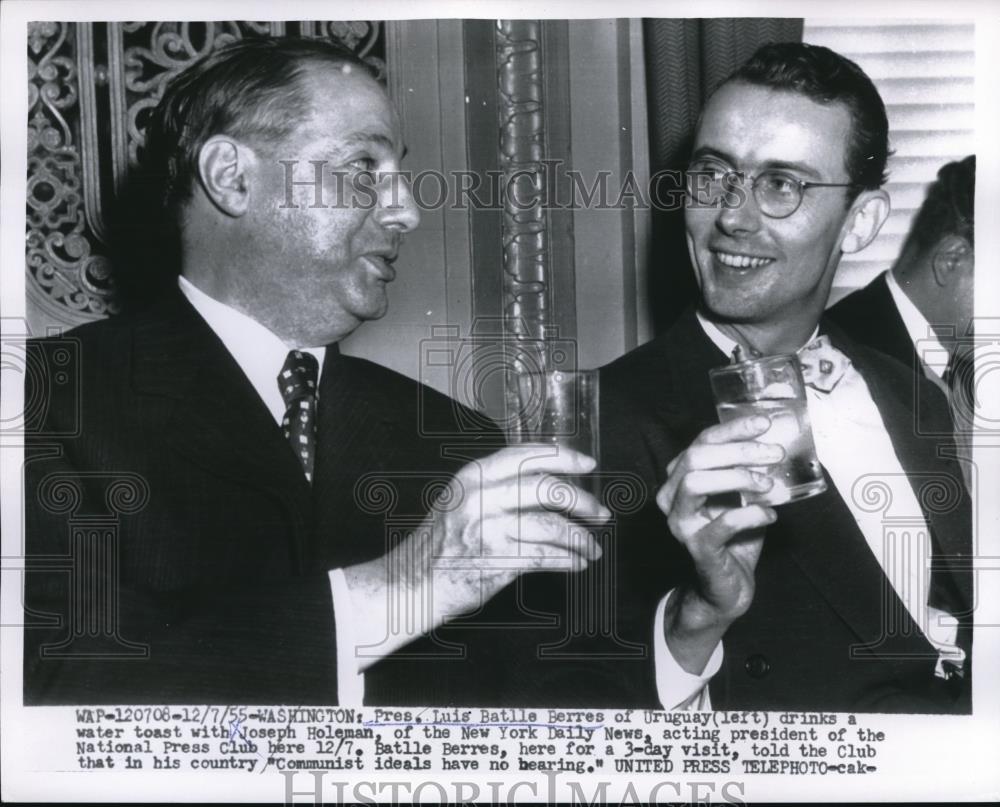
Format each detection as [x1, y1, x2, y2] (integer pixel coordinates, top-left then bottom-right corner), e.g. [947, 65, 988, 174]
[25, 20, 385, 333]
[496, 19, 548, 346]
[495, 18, 566, 387]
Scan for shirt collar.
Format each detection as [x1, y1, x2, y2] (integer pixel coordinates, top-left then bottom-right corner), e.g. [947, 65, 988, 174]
[694, 309, 820, 360]
[884, 270, 947, 381]
[178, 275, 326, 424]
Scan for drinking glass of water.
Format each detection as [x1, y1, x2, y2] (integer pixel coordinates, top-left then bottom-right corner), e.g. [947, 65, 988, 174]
[709, 354, 826, 506]
[507, 369, 600, 496]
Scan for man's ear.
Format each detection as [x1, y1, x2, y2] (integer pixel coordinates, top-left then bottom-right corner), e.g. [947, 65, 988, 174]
[840, 189, 890, 254]
[196, 136, 254, 217]
[931, 234, 973, 287]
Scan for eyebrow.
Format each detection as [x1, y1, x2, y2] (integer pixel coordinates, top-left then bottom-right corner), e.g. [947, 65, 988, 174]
[341, 132, 407, 159]
[690, 146, 824, 180]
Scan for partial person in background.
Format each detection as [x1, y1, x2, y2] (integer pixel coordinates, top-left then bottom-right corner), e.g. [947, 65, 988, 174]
[828, 155, 975, 489]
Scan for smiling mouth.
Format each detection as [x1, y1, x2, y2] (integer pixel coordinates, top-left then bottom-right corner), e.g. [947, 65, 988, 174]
[712, 250, 774, 270]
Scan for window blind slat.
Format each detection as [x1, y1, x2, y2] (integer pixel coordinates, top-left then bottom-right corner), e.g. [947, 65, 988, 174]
[890, 130, 974, 156]
[811, 25, 973, 53]
[880, 212, 927, 237]
[807, 18, 972, 30]
[877, 77, 974, 105]
[805, 19, 975, 297]
[852, 235, 907, 263]
[836, 52, 974, 80]
[885, 182, 940, 209]
[887, 104, 974, 131]
[889, 156, 969, 182]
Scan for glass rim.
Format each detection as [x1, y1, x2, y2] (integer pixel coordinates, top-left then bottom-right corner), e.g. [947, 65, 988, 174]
[708, 352, 800, 377]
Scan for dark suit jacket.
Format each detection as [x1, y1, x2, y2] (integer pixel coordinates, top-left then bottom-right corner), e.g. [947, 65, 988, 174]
[827, 272, 919, 372]
[23, 291, 521, 705]
[600, 307, 972, 713]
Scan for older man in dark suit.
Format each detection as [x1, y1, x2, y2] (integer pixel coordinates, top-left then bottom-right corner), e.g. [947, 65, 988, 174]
[23, 37, 608, 705]
[602, 43, 972, 713]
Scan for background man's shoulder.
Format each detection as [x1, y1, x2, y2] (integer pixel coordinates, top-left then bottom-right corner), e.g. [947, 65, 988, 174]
[826, 272, 891, 326]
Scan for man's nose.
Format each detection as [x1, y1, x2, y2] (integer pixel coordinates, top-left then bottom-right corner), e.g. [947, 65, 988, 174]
[374, 171, 421, 233]
[716, 177, 762, 236]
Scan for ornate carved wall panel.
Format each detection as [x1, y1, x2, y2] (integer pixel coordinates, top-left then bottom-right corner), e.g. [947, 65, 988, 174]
[496, 19, 548, 348]
[493, 19, 583, 393]
[25, 20, 385, 334]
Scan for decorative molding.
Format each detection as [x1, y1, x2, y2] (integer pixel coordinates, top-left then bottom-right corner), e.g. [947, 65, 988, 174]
[27, 21, 113, 326]
[495, 20, 549, 365]
[25, 21, 384, 333]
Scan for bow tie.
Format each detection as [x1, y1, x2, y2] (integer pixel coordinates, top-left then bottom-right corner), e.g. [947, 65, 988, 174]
[797, 334, 850, 393]
[728, 334, 850, 393]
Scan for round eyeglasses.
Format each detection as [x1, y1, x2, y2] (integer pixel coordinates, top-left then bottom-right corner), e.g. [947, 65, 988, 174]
[685, 160, 860, 219]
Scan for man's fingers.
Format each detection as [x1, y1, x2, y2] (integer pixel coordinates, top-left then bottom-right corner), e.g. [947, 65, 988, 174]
[679, 468, 773, 499]
[472, 475, 611, 522]
[662, 420, 783, 506]
[659, 449, 780, 517]
[460, 444, 597, 485]
[685, 441, 784, 472]
[433, 548, 586, 574]
[533, 474, 609, 521]
[507, 534, 594, 571]
[699, 505, 776, 551]
[699, 414, 772, 445]
[668, 501, 775, 554]
[656, 479, 680, 517]
[506, 511, 604, 561]
[435, 513, 600, 569]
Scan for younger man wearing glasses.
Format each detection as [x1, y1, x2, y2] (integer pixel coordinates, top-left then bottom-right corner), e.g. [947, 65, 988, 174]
[602, 43, 972, 713]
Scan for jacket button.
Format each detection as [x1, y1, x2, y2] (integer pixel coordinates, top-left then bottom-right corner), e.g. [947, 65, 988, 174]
[744, 654, 771, 678]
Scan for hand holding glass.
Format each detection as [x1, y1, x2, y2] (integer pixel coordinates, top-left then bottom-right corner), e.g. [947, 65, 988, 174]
[709, 354, 826, 505]
[507, 370, 600, 494]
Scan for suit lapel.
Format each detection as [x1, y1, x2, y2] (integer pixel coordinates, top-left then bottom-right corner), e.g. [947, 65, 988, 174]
[650, 308, 728, 444]
[775, 469, 913, 645]
[311, 350, 400, 567]
[826, 324, 972, 613]
[130, 292, 314, 562]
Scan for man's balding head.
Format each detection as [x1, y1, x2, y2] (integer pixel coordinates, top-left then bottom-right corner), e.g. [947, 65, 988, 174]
[143, 36, 377, 221]
[142, 36, 419, 348]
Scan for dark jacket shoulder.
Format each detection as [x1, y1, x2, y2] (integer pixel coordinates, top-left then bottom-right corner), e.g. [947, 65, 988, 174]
[336, 352, 501, 443]
[827, 273, 917, 371]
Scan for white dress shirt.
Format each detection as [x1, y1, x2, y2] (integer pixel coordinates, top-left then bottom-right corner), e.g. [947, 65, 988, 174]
[656, 313, 963, 709]
[178, 276, 364, 705]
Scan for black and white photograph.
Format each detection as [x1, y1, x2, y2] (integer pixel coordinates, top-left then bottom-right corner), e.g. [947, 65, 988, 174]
[2, 0, 998, 802]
